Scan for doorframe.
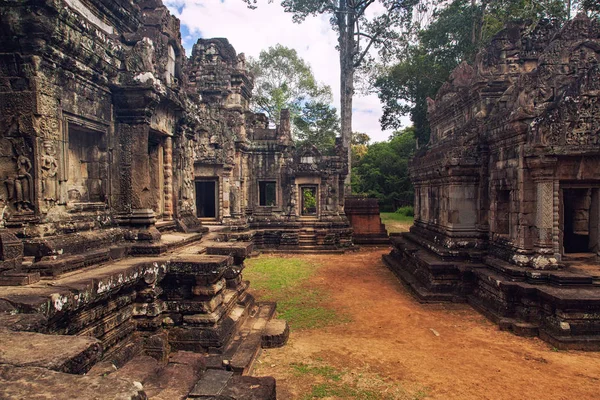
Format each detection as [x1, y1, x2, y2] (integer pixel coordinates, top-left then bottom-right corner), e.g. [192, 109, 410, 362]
[559, 183, 600, 256]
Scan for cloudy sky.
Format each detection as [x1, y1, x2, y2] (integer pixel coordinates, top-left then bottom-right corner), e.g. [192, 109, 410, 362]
[164, 0, 405, 143]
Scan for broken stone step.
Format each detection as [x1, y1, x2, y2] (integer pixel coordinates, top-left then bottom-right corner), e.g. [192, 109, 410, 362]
[108, 355, 164, 386]
[206, 242, 254, 264]
[0, 330, 102, 374]
[261, 319, 289, 349]
[144, 351, 205, 399]
[27, 248, 111, 277]
[0, 272, 40, 286]
[0, 364, 147, 400]
[188, 369, 234, 398]
[224, 303, 277, 375]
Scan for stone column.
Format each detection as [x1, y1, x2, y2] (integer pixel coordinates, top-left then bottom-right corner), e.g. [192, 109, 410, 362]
[222, 173, 231, 219]
[527, 156, 558, 265]
[163, 136, 174, 220]
[112, 87, 160, 241]
[535, 180, 554, 248]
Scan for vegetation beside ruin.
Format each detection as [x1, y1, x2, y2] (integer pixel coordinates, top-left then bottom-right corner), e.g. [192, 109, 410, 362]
[244, 256, 351, 330]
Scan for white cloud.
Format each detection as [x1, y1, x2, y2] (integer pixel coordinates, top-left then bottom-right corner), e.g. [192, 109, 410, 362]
[165, 0, 408, 142]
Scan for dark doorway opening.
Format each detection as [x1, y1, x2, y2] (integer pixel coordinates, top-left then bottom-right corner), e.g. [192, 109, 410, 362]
[195, 180, 217, 218]
[563, 188, 599, 253]
[301, 186, 317, 216]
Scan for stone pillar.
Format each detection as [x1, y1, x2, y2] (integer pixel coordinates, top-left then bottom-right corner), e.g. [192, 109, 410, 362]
[112, 87, 160, 241]
[527, 156, 558, 260]
[222, 173, 231, 219]
[536, 180, 554, 248]
[163, 137, 174, 220]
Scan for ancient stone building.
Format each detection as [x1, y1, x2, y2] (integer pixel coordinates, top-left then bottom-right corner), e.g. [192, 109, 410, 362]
[0, 0, 361, 397]
[385, 15, 600, 349]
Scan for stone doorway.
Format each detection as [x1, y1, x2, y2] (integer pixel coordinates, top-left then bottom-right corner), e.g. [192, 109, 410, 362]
[195, 180, 217, 218]
[562, 187, 600, 254]
[301, 185, 317, 216]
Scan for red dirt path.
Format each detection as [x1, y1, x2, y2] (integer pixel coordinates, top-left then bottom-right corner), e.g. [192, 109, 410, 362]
[252, 247, 600, 399]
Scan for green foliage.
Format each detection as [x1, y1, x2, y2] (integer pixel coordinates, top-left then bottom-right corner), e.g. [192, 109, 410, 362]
[302, 188, 317, 214]
[376, 0, 571, 143]
[244, 256, 349, 330]
[395, 205, 414, 217]
[294, 101, 339, 154]
[248, 44, 332, 125]
[353, 127, 416, 211]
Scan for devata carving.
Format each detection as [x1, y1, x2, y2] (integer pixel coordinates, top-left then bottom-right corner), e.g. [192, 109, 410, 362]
[41, 140, 59, 204]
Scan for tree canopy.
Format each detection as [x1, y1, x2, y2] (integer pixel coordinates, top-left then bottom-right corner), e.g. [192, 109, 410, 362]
[375, 0, 579, 144]
[248, 44, 332, 125]
[352, 127, 416, 211]
[293, 101, 340, 154]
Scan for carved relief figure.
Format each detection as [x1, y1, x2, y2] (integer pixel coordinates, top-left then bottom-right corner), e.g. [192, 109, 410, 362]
[41, 140, 59, 203]
[5, 147, 34, 212]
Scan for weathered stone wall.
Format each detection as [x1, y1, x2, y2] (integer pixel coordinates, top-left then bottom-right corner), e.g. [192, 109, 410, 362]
[385, 15, 600, 349]
[0, 0, 351, 256]
[410, 16, 600, 268]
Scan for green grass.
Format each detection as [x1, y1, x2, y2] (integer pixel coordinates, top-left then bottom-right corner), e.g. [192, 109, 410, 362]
[291, 361, 430, 400]
[244, 256, 350, 330]
[291, 362, 343, 381]
[380, 212, 414, 223]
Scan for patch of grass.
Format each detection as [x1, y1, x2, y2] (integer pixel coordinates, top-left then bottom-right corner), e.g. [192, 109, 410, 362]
[244, 256, 350, 330]
[244, 257, 315, 294]
[291, 362, 343, 381]
[381, 212, 414, 223]
[380, 212, 413, 234]
[292, 362, 430, 400]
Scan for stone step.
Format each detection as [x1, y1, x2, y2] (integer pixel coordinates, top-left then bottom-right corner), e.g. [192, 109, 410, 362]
[261, 319, 289, 349]
[187, 370, 276, 399]
[188, 369, 234, 398]
[108, 355, 164, 385]
[0, 364, 147, 400]
[382, 254, 464, 303]
[222, 303, 278, 375]
[26, 248, 112, 277]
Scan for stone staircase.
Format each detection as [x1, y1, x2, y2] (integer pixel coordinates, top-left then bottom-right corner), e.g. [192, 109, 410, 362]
[0, 230, 288, 399]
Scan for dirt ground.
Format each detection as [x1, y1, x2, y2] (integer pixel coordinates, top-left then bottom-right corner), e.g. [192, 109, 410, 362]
[252, 247, 600, 400]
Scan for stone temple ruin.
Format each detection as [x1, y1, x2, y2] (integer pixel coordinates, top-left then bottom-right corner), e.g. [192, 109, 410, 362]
[0, 0, 356, 398]
[385, 15, 600, 350]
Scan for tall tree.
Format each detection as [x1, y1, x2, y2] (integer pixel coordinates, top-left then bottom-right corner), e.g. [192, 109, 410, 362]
[248, 44, 332, 125]
[293, 101, 340, 153]
[245, 0, 419, 192]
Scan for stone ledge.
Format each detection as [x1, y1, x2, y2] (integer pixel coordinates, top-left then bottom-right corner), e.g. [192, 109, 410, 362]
[0, 364, 146, 400]
[0, 330, 102, 374]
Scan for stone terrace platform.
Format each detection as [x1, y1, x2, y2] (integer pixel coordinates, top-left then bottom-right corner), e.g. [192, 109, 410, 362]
[385, 233, 600, 350]
[0, 232, 287, 399]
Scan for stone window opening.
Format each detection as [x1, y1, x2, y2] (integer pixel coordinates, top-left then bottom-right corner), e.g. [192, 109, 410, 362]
[563, 188, 600, 254]
[496, 189, 511, 236]
[259, 181, 276, 207]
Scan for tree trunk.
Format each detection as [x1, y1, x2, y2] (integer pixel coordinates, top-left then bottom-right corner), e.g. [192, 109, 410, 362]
[338, 1, 355, 196]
